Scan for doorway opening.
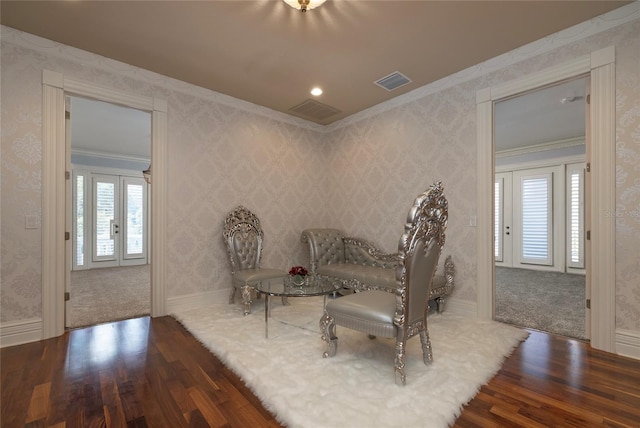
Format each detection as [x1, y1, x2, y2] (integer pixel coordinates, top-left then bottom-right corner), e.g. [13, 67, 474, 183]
[66, 96, 151, 328]
[476, 47, 615, 352]
[493, 77, 588, 339]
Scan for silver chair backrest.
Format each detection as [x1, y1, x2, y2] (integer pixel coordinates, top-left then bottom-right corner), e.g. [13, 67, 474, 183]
[397, 182, 448, 324]
[223, 206, 264, 274]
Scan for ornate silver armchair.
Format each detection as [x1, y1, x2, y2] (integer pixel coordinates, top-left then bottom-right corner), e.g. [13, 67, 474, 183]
[319, 182, 448, 385]
[223, 206, 286, 315]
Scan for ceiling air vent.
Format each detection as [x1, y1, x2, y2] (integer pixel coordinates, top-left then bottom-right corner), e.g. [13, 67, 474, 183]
[289, 99, 341, 121]
[374, 71, 412, 91]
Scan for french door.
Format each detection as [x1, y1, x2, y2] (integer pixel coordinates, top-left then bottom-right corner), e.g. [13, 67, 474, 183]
[495, 163, 584, 272]
[74, 171, 148, 270]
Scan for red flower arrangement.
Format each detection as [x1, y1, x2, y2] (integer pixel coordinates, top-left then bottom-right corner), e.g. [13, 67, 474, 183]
[288, 266, 308, 276]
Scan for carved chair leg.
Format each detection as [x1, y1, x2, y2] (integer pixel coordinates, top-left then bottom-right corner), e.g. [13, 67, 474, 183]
[241, 284, 253, 316]
[419, 329, 433, 365]
[281, 296, 289, 306]
[394, 340, 407, 386]
[436, 297, 445, 314]
[320, 313, 337, 358]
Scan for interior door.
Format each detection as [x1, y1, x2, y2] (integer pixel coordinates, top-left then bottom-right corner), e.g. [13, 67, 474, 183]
[92, 174, 120, 267]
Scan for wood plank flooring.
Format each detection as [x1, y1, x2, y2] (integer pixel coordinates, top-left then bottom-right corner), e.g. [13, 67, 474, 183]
[2, 315, 639, 427]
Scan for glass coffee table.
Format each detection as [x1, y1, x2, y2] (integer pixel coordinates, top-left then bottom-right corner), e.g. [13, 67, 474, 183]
[253, 275, 341, 338]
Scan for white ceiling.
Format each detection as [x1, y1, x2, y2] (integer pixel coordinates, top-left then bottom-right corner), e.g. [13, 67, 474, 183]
[494, 77, 587, 151]
[70, 97, 151, 161]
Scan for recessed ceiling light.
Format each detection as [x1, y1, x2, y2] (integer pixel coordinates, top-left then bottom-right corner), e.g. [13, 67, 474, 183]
[310, 87, 323, 96]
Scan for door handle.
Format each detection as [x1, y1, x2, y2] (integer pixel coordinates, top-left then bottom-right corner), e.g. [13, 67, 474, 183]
[110, 220, 119, 238]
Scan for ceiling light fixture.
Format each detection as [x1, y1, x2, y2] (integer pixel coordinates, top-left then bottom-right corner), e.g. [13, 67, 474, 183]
[310, 87, 323, 96]
[283, 0, 326, 12]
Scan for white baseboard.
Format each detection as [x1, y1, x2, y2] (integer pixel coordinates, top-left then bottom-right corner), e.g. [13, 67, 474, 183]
[445, 297, 477, 318]
[615, 329, 640, 360]
[1, 318, 42, 348]
[166, 288, 231, 314]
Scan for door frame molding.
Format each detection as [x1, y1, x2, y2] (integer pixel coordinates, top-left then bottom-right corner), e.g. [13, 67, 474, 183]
[476, 46, 616, 352]
[42, 70, 168, 339]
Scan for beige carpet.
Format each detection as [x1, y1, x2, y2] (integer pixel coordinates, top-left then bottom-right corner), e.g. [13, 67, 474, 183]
[495, 267, 586, 339]
[69, 264, 150, 328]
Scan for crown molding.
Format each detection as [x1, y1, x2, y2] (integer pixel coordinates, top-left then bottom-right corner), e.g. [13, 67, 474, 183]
[1, 26, 325, 133]
[495, 136, 585, 159]
[71, 148, 150, 164]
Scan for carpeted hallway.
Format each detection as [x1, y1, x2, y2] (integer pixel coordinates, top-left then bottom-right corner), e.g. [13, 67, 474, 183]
[495, 266, 586, 339]
[69, 264, 150, 328]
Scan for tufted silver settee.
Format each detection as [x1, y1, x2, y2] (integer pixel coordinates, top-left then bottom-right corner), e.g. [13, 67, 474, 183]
[301, 228, 454, 313]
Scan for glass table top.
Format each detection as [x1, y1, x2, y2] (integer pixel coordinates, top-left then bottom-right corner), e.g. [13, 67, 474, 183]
[253, 275, 341, 297]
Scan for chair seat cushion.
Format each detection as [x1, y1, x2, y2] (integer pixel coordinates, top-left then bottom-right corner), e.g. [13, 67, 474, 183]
[326, 290, 397, 338]
[234, 268, 286, 284]
[317, 264, 398, 290]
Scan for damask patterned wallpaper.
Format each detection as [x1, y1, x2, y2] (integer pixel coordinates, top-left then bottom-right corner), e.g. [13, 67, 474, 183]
[324, 16, 640, 330]
[1, 8, 639, 332]
[0, 27, 328, 323]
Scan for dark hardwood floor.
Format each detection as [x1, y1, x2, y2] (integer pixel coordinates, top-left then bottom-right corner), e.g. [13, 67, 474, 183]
[1, 315, 639, 427]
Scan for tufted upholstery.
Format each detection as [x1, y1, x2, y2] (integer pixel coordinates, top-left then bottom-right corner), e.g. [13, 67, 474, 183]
[223, 206, 286, 315]
[301, 228, 346, 270]
[231, 227, 260, 270]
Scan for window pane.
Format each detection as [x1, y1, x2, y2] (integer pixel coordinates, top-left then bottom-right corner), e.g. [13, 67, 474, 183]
[126, 183, 144, 255]
[569, 170, 584, 267]
[95, 182, 115, 257]
[494, 180, 501, 260]
[521, 177, 549, 260]
[76, 175, 84, 266]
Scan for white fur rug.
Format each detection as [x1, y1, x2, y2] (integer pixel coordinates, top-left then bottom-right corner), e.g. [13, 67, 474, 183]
[172, 297, 528, 428]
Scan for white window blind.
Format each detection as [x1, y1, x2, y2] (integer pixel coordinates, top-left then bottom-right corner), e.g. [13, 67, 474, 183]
[567, 165, 585, 268]
[75, 174, 85, 267]
[494, 179, 502, 261]
[520, 174, 552, 265]
[125, 182, 144, 256]
[95, 181, 115, 257]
